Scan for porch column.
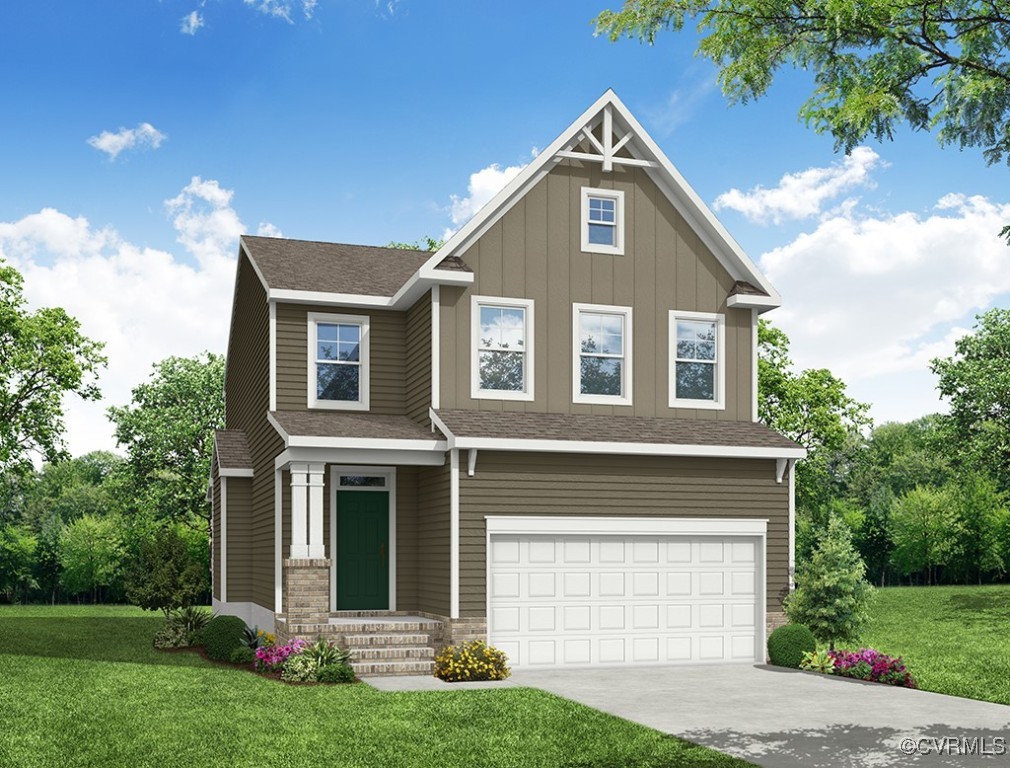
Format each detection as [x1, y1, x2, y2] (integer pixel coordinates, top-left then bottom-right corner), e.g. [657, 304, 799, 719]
[289, 462, 326, 559]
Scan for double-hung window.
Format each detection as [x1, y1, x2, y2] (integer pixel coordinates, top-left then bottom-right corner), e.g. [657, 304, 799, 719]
[581, 187, 624, 254]
[308, 313, 369, 410]
[471, 296, 534, 400]
[572, 303, 632, 405]
[669, 311, 724, 409]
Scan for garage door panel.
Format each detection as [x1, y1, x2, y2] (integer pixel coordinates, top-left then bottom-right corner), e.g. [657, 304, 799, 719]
[490, 533, 761, 668]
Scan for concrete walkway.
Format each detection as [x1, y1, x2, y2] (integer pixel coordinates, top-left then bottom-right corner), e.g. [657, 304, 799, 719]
[366, 665, 1010, 766]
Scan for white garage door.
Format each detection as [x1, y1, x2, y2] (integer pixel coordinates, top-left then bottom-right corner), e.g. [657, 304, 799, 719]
[488, 530, 763, 668]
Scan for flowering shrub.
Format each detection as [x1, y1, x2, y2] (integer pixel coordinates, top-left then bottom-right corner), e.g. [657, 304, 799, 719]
[434, 640, 510, 682]
[280, 653, 319, 682]
[255, 637, 306, 672]
[828, 648, 917, 688]
[799, 649, 836, 674]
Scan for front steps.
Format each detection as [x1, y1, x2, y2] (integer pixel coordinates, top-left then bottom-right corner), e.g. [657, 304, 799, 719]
[283, 613, 443, 677]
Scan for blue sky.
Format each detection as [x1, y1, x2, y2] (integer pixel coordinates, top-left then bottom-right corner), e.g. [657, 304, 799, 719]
[2, 0, 1008, 456]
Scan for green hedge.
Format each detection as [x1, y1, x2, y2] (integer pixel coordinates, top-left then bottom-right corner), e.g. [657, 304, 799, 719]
[767, 623, 816, 669]
[203, 615, 248, 661]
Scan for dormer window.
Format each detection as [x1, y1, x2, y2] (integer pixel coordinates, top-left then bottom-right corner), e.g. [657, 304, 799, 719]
[581, 187, 624, 255]
[308, 312, 370, 411]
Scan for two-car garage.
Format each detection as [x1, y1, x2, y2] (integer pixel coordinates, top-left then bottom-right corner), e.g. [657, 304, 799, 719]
[486, 517, 767, 668]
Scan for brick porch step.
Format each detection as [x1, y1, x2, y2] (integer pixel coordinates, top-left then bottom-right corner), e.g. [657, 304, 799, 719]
[343, 633, 433, 647]
[287, 620, 440, 635]
[351, 659, 435, 677]
[350, 645, 434, 661]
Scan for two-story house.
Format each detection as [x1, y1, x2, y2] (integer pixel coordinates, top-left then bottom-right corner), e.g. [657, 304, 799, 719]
[211, 90, 805, 675]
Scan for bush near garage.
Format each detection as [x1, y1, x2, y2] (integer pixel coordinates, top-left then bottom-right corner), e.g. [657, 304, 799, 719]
[767, 623, 816, 668]
[434, 640, 510, 682]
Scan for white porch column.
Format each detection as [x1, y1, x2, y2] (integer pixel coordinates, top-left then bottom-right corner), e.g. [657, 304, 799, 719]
[289, 463, 309, 559]
[306, 462, 326, 559]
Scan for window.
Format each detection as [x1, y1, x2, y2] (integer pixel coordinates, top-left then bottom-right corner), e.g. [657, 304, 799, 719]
[572, 303, 632, 405]
[308, 313, 369, 410]
[339, 475, 386, 487]
[581, 187, 624, 254]
[470, 295, 534, 401]
[669, 311, 725, 409]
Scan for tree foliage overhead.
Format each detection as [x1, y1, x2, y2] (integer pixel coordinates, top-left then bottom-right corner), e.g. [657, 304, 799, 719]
[596, 2, 1010, 166]
[0, 260, 106, 473]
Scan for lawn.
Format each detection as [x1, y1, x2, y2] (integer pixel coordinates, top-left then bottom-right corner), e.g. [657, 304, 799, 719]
[850, 584, 1010, 705]
[0, 605, 751, 768]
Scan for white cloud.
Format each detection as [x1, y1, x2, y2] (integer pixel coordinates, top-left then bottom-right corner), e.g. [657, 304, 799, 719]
[243, 0, 317, 23]
[87, 122, 167, 160]
[256, 221, 284, 238]
[715, 147, 882, 224]
[0, 178, 262, 458]
[443, 158, 530, 240]
[180, 10, 205, 35]
[644, 78, 716, 137]
[760, 192, 1010, 422]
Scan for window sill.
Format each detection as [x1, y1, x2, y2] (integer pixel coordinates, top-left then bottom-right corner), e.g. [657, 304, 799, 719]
[307, 399, 370, 412]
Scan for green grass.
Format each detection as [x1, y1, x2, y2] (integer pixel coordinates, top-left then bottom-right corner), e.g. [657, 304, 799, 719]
[0, 606, 750, 768]
[850, 584, 1010, 705]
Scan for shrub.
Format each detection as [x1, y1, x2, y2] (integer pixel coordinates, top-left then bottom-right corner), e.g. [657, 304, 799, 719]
[799, 649, 836, 674]
[767, 624, 817, 668]
[241, 625, 262, 649]
[281, 653, 319, 682]
[203, 614, 248, 661]
[829, 648, 917, 688]
[318, 662, 356, 684]
[255, 638, 306, 673]
[302, 636, 350, 668]
[125, 524, 210, 614]
[230, 646, 256, 665]
[434, 640, 510, 682]
[167, 605, 211, 645]
[153, 623, 189, 649]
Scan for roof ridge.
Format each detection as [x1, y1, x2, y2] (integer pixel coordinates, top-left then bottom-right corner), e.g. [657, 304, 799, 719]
[241, 234, 432, 255]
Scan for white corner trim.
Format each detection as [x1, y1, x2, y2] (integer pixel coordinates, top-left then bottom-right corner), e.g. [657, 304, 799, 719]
[269, 301, 277, 411]
[484, 515, 767, 537]
[220, 476, 228, 603]
[450, 449, 460, 619]
[306, 312, 370, 412]
[751, 308, 759, 423]
[470, 294, 535, 402]
[789, 460, 796, 591]
[572, 302, 633, 406]
[668, 310, 726, 410]
[274, 468, 283, 614]
[580, 187, 625, 255]
[431, 285, 441, 411]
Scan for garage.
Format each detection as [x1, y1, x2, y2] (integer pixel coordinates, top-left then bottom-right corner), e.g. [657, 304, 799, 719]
[486, 517, 766, 668]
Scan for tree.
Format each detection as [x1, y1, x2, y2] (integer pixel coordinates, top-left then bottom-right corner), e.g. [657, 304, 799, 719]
[386, 237, 445, 251]
[0, 259, 106, 474]
[0, 524, 38, 603]
[59, 514, 123, 603]
[125, 524, 210, 614]
[946, 473, 1007, 584]
[108, 353, 224, 528]
[595, 3, 1010, 184]
[889, 486, 956, 585]
[785, 516, 874, 649]
[931, 309, 1010, 490]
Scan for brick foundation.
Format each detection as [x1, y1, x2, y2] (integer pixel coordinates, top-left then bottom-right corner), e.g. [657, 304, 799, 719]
[766, 610, 788, 636]
[282, 558, 331, 626]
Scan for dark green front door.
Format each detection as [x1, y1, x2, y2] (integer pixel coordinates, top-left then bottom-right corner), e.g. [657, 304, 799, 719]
[336, 490, 389, 610]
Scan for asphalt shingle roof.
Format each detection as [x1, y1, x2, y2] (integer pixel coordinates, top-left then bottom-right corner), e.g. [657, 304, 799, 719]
[214, 430, 253, 470]
[270, 410, 438, 442]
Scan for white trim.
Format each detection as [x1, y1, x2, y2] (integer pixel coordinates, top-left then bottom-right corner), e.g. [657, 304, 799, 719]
[269, 301, 277, 411]
[267, 411, 446, 453]
[751, 308, 759, 422]
[330, 466, 397, 612]
[484, 515, 767, 536]
[450, 448, 460, 619]
[789, 459, 796, 590]
[581, 187, 625, 255]
[212, 599, 275, 632]
[727, 293, 781, 310]
[275, 446, 447, 468]
[274, 468, 282, 613]
[431, 285, 441, 411]
[239, 239, 271, 294]
[668, 310, 726, 410]
[572, 302, 633, 406]
[470, 295, 535, 401]
[220, 477, 228, 603]
[289, 463, 308, 559]
[307, 312, 370, 412]
[219, 467, 254, 478]
[428, 409, 805, 460]
[467, 448, 478, 477]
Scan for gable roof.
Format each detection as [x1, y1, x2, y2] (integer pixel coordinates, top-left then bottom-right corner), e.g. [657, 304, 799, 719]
[214, 430, 253, 476]
[420, 89, 781, 311]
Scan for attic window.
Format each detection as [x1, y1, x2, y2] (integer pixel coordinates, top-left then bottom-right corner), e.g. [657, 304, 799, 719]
[581, 187, 624, 255]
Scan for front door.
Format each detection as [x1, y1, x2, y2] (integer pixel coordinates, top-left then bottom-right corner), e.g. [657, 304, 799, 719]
[336, 490, 389, 610]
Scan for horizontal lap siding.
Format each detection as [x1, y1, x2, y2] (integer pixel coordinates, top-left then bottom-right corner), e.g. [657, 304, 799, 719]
[405, 295, 432, 425]
[275, 303, 407, 414]
[417, 461, 450, 616]
[225, 256, 281, 612]
[396, 467, 419, 611]
[224, 478, 254, 602]
[459, 452, 788, 618]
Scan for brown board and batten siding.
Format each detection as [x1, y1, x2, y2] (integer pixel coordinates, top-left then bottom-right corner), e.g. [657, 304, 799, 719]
[438, 159, 754, 421]
[275, 302, 407, 415]
[225, 254, 283, 612]
[458, 452, 789, 618]
[404, 294, 432, 425]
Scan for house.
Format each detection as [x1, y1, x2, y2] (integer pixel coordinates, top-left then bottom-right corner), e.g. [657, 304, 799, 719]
[210, 90, 805, 675]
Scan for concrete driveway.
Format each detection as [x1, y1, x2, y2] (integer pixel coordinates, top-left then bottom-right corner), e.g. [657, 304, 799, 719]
[508, 665, 1010, 767]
